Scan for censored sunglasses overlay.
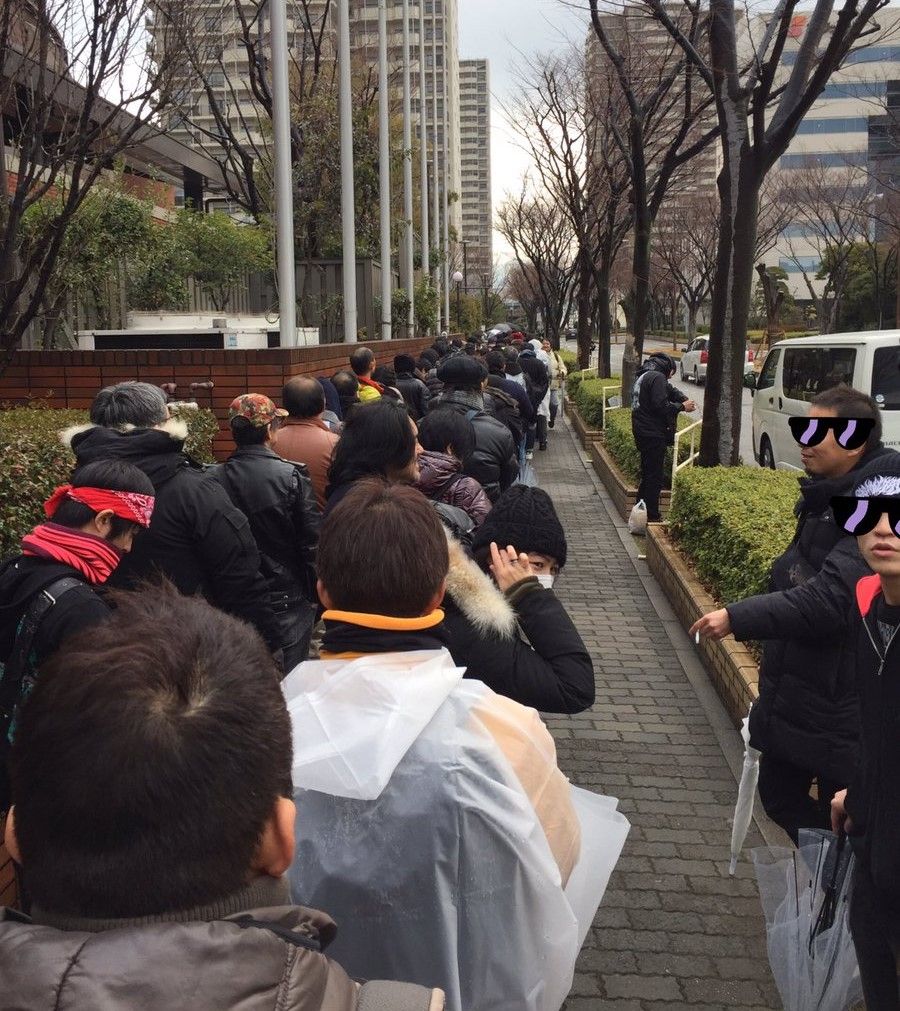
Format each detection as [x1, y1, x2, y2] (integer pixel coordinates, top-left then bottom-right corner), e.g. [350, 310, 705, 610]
[788, 416, 875, 451]
[831, 496, 900, 536]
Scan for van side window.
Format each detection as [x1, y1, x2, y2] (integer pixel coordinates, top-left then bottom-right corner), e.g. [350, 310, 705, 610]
[756, 349, 780, 391]
[872, 347, 900, 410]
[782, 347, 856, 402]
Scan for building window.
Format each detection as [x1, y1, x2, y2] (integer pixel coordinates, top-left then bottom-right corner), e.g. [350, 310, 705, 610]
[796, 117, 868, 134]
[783, 45, 900, 65]
[779, 151, 867, 169]
[820, 81, 887, 100]
[779, 256, 821, 273]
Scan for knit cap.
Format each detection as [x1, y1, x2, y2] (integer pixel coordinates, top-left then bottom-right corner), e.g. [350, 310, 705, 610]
[471, 485, 568, 568]
[852, 449, 900, 497]
[394, 353, 417, 374]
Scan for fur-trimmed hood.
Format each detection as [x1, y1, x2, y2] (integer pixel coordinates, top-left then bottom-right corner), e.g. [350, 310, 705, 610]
[60, 417, 188, 450]
[64, 418, 196, 487]
[444, 533, 517, 640]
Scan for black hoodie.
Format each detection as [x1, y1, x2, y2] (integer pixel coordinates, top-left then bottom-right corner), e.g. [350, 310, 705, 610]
[630, 360, 687, 445]
[67, 424, 280, 652]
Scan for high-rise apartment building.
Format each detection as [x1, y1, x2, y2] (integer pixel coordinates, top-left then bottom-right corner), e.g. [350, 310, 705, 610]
[458, 59, 492, 283]
[764, 9, 900, 297]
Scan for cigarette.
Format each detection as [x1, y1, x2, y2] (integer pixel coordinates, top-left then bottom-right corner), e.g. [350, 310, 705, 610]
[695, 630, 701, 644]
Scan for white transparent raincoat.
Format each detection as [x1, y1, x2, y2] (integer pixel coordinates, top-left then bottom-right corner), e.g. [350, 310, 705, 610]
[283, 648, 629, 1011]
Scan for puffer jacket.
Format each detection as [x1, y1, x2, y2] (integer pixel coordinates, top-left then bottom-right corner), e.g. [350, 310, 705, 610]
[66, 422, 281, 651]
[427, 392, 518, 502]
[441, 537, 595, 715]
[415, 451, 491, 527]
[630, 360, 687, 445]
[0, 879, 442, 1011]
[845, 574, 900, 904]
[728, 444, 893, 783]
[395, 371, 431, 421]
[211, 445, 321, 648]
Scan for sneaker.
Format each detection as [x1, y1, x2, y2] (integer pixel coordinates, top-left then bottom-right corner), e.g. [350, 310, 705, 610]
[548, 420, 555, 429]
[539, 443, 547, 451]
[526, 451, 534, 460]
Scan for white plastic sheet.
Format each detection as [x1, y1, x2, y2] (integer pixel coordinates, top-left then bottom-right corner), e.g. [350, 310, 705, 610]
[730, 714, 761, 875]
[283, 652, 629, 1011]
[752, 830, 861, 1011]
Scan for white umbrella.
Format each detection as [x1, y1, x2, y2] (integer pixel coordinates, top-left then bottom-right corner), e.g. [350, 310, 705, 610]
[730, 713, 761, 875]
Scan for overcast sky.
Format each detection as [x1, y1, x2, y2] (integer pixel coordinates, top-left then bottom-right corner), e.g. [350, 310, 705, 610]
[457, 0, 590, 265]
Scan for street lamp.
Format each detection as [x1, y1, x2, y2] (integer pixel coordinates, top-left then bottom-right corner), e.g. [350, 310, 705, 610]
[452, 270, 464, 333]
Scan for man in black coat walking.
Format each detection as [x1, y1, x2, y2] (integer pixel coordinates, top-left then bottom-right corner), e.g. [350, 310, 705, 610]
[393, 354, 431, 421]
[69, 382, 282, 656]
[692, 385, 891, 843]
[631, 353, 695, 524]
[212, 394, 321, 671]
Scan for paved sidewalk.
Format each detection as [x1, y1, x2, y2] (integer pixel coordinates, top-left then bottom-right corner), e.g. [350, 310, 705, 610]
[534, 417, 781, 1010]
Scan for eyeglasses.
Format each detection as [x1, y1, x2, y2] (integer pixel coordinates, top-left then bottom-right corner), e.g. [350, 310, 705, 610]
[830, 496, 900, 536]
[788, 417, 874, 451]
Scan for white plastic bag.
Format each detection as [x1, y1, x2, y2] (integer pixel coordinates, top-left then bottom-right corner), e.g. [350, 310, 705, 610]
[628, 498, 648, 534]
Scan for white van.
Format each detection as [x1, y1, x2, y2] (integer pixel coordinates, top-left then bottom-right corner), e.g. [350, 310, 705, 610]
[751, 331, 900, 470]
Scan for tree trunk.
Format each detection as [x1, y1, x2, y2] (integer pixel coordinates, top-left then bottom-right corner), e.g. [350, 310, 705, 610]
[595, 265, 613, 379]
[700, 150, 761, 466]
[576, 252, 592, 369]
[623, 202, 651, 398]
[686, 301, 698, 341]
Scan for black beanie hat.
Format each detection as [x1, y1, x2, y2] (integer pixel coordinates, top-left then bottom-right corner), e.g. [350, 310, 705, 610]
[852, 449, 900, 496]
[471, 485, 568, 568]
[437, 355, 488, 389]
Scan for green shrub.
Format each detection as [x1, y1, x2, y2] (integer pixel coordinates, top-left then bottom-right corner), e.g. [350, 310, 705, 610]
[669, 466, 798, 604]
[565, 369, 591, 399]
[573, 376, 622, 428]
[558, 349, 578, 370]
[0, 405, 218, 559]
[602, 408, 698, 487]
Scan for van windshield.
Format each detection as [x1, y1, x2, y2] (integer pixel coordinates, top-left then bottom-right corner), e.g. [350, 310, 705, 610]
[872, 346, 900, 410]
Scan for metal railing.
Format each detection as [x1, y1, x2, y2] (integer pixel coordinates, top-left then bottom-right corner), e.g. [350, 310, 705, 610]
[600, 384, 623, 429]
[672, 419, 702, 486]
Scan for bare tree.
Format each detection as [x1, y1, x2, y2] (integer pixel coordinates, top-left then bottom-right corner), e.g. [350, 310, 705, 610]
[505, 263, 543, 333]
[641, 0, 892, 464]
[0, 0, 196, 363]
[588, 0, 720, 395]
[779, 160, 873, 332]
[496, 187, 578, 347]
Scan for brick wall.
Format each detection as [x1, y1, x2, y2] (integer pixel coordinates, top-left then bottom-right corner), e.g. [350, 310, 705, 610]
[0, 340, 432, 459]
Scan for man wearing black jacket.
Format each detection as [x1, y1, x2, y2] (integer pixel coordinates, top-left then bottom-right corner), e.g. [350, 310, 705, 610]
[212, 394, 321, 671]
[393, 354, 431, 421]
[70, 382, 282, 656]
[631, 353, 695, 524]
[830, 452, 900, 1007]
[692, 385, 891, 843]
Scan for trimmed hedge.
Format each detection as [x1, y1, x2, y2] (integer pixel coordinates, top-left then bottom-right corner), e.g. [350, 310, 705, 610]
[572, 375, 622, 428]
[558, 349, 578, 370]
[603, 408, 698, 487]
[0, 405, 218, 560]
[669, 466, 798, 604]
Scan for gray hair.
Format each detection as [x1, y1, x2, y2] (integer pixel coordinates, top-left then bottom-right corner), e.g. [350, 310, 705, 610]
[90, 382, 168, 430]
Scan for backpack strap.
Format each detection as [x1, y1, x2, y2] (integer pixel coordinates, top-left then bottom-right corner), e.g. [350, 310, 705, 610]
[357, 981, 444, 1011]
[0, 577, 83, 731]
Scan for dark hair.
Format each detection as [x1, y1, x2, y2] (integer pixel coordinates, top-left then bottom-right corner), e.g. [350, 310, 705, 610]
[486, 350, 506, 375]
[230, 417, 270, 446]
[90, 381, 168, 429]
[372, 365, 396, 388]
[349, 347, 375, 377]
[327, 399, 415, 495]
[9, 586, 290, 919]
[464, 342, 476, 356]
[55, 459, 155, 541]
[283, 376, 326, 419]
[417, 408, 476, 461]
[318, 480, 448, 616]
[416, 356, 433, 373]
[432, 341, 450, 358]
[811, 384, 882, 450]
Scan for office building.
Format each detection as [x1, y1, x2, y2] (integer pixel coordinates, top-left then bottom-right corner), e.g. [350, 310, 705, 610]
[458, 59, 492, 283]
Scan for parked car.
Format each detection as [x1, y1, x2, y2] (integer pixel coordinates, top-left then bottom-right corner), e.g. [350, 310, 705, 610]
[750, 331, 900, 470]
[680, 337, 755, 384]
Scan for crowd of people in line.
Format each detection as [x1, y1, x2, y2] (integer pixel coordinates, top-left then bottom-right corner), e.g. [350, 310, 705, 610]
[0, 333, 610, 1010]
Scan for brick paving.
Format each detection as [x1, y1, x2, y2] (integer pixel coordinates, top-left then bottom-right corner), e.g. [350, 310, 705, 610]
[534, 416, 781, 1010]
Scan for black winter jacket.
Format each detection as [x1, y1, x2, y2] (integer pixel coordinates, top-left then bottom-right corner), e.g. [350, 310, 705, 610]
[845, 575, 900, 902]
[211, 446, 320, 644]
[428, 391, 518, 502]
[518, 354, 549, 413]
[487, 373, 535, 423]
[68, 424, 281, 651]
[395, 371, 431, 421]
[728, 446, 892, 782]
[441, 539, 594, 714]
[0, 558, 109, 673]
[631, 362, 687, 445]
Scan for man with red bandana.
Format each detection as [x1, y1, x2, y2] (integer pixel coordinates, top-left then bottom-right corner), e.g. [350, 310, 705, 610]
[0, 459, 155, 811]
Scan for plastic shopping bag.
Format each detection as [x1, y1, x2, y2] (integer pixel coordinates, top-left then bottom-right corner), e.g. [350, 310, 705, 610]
[628, 498, 648, 535]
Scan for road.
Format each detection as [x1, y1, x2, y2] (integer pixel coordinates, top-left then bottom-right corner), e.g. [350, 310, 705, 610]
[564, 337, 758, 466]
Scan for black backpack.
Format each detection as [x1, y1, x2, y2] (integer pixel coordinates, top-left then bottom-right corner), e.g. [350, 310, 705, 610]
[482, 388, 525, 446]
[0, 577, 82, 813]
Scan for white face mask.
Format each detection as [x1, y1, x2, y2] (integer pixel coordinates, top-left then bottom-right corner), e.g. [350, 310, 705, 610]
[535, 574, 555, 590]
